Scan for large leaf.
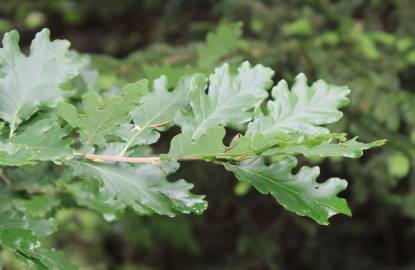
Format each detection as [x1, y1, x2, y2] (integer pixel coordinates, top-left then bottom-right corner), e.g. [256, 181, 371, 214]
[69, 161, 208, 216]
[58, 80, 147, 145]
[0, 117, 74, 166]
[176, 62, 274, 139]
[247, 73, 350, 139]
[225, 157, 351, 225]
[0, 29, 79, 135]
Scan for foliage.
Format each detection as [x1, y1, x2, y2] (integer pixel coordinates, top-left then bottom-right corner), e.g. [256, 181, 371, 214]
[0, 25, 384, 269]
[1, 1, 414, 269]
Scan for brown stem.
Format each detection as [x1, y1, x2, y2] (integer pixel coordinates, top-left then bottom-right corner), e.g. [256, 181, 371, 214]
[85, 154, 161, 163]
[148, 120, 170, 128]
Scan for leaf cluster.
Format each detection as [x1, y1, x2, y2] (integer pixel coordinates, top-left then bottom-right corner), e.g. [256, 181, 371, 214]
[0, 28, 384, 268]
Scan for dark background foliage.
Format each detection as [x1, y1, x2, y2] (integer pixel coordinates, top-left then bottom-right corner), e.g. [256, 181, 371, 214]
[1, 0, 415, 269]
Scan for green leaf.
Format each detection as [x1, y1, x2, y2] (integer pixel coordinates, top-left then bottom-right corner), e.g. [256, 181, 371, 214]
[19, 248, 78, 270]
[0, 118, 74, 166]
[247, 73, 350, 139]
[13, 195, 60, 218]
[197, 22, 243, 69]
[225, 133, 270, 157]
[142, 63, 192, 88]
[24, 217, 56, 237]
[263, 138, 386, 158]
[1, 228, 40, 250]
[0, 211, 56, 238]
[225, 157, 351, 225]
[58, 79, 147, 145]
[68, 161, 208, 217]
[176, 62, 274, 139]
[0, 122, 5, 136]
[0, 29, 79, 135]
[116, 123, 160, 153]
[165, 127, 226, 160]
[0, 210, 76, 270]
[0, 211, 25, 231]
[388, 152, 410, 178]
[122, 74, 207, 155]
[64, 180, 125, 221]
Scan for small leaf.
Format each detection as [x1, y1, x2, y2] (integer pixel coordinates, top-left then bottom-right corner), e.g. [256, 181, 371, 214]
[116, 123, 160, 150]
[225, 157, 351, 225]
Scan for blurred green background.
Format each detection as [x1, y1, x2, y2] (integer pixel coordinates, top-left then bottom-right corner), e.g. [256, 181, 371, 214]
[1, 0, 415, 269]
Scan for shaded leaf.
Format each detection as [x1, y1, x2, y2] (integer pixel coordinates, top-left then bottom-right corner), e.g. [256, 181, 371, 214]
[142, 63, 192, 88]
[64, 180, 125, 221]
[0, 210, 76, 270]
[13, 195, 60, 218]
[197, 22, 243, 69]
[69, 161, 208, 216]
[0, 118, 74, 166]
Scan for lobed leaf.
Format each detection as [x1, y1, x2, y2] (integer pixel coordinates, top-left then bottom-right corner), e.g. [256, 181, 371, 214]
[0, 117, 74, 166]
[58, 79, 147, 145]
[247, 73, 350, 139]
[68, 161, 208, 217]
[120, 74, 207, 155]
[197, 22, 243, 69]
[176, 61, 274, 139]
[225, 157, 351, 225]
[0, 29, 79, 135]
